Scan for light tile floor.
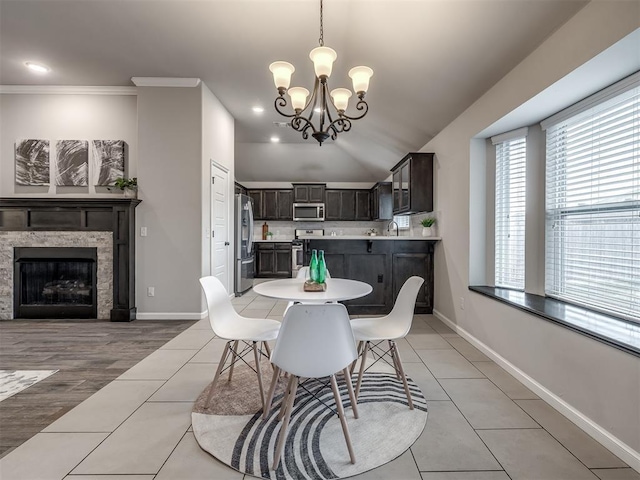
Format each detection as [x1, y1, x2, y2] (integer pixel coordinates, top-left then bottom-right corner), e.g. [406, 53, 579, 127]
[1, 287, 638, 480]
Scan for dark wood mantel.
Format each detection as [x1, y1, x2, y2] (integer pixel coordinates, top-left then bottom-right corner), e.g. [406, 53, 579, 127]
[0, 197, 141, 321]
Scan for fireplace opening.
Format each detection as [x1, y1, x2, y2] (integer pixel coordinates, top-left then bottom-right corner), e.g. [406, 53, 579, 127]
[14, 247, 98, 318]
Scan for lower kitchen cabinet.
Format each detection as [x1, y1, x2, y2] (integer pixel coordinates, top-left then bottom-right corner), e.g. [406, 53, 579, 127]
[256, 242, 292, 278]
[305, 239, 436, 315]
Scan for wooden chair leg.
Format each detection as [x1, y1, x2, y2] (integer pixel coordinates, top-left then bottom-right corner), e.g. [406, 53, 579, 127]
[263, 341, 272, 358]
[349, 341, 363, 375]
[278, 374, 295, 421]
[263, 366, 281, 420]
[204, 341, 231, 408]
[272, 375, 299, 471]
[355, 341, 369, 399]
[330, 374, 356, 464]
[342, 367, 358, 419]
[390, 340, 414, 410]
[389, 340, 401, 380]
[228, 340, 239, 381]
[253, 341, 265, 410]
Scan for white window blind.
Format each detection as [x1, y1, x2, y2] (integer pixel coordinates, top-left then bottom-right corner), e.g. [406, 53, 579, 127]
[545, 78, 640, 322]
[493, 130, 527, 290]
[393, 215, 410, 230]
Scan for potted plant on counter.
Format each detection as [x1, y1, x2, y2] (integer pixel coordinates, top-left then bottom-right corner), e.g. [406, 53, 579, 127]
[421, 217, 436, 237]
[113, 177, 138, 198]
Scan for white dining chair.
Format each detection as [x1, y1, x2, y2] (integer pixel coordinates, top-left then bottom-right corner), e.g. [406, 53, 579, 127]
[199, 276, 281, 411]
[265, 303, 358, 470]
[350, 276, 424, 410]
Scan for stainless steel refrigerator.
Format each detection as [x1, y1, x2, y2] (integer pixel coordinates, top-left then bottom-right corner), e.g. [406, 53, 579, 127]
[235, 194, 255, 295]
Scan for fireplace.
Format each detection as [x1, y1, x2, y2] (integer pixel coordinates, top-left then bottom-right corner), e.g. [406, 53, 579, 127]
[14, 247, 98, 318]
[1, 198, 140, 321]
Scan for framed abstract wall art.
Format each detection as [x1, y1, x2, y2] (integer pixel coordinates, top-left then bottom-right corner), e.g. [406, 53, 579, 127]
[92, 140, 125, 186]
[56, 140, 88, 186]
[15, 139, 50, 185]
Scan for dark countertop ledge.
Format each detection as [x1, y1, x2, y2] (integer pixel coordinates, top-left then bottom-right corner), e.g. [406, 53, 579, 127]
[469, 286, 640, 358]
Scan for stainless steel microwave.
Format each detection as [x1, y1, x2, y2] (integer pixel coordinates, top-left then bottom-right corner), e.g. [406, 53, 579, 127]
[293, 203, 325, 222]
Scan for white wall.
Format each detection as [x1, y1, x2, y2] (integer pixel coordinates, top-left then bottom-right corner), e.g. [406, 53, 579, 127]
[201, 83, 235, 301]
[425, 1, 640, 466]
[0, 93, 137, 196]
[136, 86, 203, 318]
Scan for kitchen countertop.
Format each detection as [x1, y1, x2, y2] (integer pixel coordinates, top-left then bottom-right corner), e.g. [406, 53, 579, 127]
[298, 235, 442, 240]
[253, 238, 294, 242]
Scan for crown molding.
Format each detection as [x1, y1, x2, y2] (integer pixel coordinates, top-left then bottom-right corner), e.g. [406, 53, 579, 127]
[0, 85, 137, 95]
[130, 77, 201, 88]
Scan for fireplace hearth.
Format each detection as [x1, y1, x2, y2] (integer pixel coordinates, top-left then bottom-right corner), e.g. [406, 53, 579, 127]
[14, 247, 98, 318]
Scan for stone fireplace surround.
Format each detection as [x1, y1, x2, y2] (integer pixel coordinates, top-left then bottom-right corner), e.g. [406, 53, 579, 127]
[1, 232, 113, 319]
[0, 198, 139, 321]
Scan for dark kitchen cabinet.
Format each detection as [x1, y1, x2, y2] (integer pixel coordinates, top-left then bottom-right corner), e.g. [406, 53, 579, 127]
[371, 182, 392, 220]
[305, 239, 436, 315]
[247, 190, 263, 219]
[247, 189, 293, 220]
[276, 190, 293, 220]
[355, 190, 371, 221]
[325, 189, 370, 220]
[391, 152, 434, 215]
[256, 242, 292, 277]
[325, 189, 355, 220]
[235, 182, 247, 196]
[293, 183, 326, 203]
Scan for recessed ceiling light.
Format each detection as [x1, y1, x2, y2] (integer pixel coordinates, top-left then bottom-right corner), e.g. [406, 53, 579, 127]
[270, 136, 280, 143]
[314, 107, 322, 113]
[25, 62, 50, 73]
[252, 106, 264, 113]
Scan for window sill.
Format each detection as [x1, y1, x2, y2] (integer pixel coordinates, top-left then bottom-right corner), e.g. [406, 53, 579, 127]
[468, 286, 640, 358]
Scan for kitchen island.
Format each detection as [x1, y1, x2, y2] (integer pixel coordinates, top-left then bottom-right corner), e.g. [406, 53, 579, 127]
[302, 237, 440, 315]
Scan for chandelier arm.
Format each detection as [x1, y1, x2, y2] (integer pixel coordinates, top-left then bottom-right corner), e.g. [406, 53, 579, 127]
[327, 117, 353, 134]
[273, 96, 299, 119]
[291, 115, 318, 134]
[339, 99, 369, 121]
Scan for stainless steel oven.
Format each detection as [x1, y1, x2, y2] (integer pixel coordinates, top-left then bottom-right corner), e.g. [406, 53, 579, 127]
[291, 241, 304, 278]
[292, 229, 324, 277]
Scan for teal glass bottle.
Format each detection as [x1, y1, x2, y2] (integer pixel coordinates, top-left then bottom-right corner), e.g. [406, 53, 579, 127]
[309, 249, 319, 283]
[317, 250, 327, 284]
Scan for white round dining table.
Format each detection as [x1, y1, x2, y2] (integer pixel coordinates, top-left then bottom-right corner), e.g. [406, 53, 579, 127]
[252, 278, 372, 303]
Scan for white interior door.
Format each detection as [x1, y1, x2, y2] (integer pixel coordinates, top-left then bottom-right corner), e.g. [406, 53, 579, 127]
[211, 162, 230, 292]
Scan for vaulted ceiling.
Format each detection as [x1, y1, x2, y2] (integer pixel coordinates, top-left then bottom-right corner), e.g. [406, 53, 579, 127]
[0, 0, 588, 182]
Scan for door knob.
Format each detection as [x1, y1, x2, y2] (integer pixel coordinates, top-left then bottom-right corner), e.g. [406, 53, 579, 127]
[224, 241, 230, 246]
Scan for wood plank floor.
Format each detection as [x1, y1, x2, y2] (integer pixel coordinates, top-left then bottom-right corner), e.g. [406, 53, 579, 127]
[0, 319, 195, 458]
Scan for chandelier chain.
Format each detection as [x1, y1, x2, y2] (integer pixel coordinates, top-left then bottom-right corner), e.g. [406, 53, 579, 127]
[319, 0, 324, 46]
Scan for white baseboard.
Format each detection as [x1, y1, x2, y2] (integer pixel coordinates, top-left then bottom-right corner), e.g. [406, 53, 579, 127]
[432, 308, 640, 473]
[136, 311, 207, 320]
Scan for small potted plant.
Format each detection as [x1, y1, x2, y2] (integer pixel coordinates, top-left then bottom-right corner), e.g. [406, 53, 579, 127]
[113, 177, 138, 198]
[421, 217, 436, 237]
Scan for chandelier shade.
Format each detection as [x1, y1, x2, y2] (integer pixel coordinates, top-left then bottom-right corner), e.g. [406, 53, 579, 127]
[268, 0, 373, 145]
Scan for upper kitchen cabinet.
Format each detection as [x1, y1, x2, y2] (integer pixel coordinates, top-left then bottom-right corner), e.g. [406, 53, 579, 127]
[234, 182, 248, 196]
[325, 189, 356, 221]
[250, 189, 293, 220]
[391, 153, 434, 215]
[355, 190, 371, 221]
[293, 183, 326, 203]
[371, 182, 392, 220]
[247, 190, 263, 219]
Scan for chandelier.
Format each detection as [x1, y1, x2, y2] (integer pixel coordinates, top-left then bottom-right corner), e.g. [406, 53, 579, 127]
[268, 0, 373, 145]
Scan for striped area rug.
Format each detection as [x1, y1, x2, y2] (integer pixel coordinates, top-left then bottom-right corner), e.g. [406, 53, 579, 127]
[192, 365, 427, 479]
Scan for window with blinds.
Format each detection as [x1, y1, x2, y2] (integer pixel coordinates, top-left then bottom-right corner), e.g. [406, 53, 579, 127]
[493, 130, 527, 290]
[543, 74, 639, 323]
